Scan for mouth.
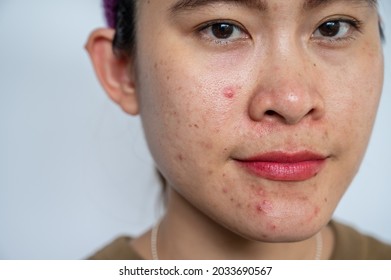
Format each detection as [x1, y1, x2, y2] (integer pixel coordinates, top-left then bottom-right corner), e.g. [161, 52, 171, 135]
[235, 151, 328, 181]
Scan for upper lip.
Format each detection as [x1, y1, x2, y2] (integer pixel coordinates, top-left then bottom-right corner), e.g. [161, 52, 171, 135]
[236, 151, 328, 163]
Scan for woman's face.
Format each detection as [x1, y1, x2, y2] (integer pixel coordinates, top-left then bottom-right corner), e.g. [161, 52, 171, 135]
[133, 0, 383, 241]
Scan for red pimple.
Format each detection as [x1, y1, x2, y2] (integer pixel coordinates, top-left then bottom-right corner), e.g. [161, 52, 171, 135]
[257, 200, 273, 214]
[223, 87, 235, 99]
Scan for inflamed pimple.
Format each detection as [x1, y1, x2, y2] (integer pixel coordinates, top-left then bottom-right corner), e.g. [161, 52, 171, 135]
[258, 200, 273, 214]
[223, 87, 235, 99]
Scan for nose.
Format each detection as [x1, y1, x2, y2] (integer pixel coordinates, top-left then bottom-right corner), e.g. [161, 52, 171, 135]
[248, 51, 325, 125]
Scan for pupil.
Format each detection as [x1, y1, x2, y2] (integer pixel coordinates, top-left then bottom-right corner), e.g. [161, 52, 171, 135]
[319, 21, 340, 37]
[212, 24, 234, 39]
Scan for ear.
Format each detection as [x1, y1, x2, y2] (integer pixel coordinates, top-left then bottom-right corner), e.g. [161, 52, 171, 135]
[85, 28, 139, 115]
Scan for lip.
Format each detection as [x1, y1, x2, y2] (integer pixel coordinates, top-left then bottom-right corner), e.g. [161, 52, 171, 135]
[236, 151, 328, 181]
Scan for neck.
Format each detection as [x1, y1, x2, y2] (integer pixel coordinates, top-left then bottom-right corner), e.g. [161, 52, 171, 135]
[156, 189, 324, 260]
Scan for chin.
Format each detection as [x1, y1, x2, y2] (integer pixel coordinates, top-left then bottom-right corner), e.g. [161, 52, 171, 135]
[216, 206, 330, 243]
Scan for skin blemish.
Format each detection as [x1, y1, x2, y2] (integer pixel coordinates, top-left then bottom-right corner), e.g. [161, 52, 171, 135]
[188, 123, 199, 128]
[223, 87, 235, 99]
[177, 154, 184, 161]
[269, 224, 277, 231]
[256, 188, 265, 197]
[314, 206, 320, 216]
[257, 200, 273, 214]
[222, 187, 229, 194]
[298, 195, 309, 201]
[198, 141, 213, 150]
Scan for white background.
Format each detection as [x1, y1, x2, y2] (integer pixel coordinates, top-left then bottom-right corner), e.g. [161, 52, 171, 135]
[0, 0, 390, 259]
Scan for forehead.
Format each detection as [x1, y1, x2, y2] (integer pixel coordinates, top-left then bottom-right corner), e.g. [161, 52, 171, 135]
[168, 0, 377, 11]
[104, 0, 378, 28]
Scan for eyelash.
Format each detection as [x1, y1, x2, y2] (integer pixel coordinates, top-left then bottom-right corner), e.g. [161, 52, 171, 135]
[196, 20, 250, 46]
[195, 17, 363, 47]
[311, 18, 363, 45]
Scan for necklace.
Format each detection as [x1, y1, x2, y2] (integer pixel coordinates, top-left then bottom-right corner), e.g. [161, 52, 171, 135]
[151, 221, 323, 260]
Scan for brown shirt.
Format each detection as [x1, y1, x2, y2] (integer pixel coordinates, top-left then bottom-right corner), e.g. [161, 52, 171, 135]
[88, 221, 391, 260]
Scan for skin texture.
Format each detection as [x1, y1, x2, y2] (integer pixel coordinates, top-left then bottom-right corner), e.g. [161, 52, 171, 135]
[87, 0, 383, 259]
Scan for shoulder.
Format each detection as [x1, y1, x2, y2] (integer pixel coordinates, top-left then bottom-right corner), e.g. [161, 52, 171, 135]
[330, 220, 391, 260]
[87, 236, 143, 260]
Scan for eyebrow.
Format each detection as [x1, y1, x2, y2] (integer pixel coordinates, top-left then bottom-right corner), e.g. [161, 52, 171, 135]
[303, 0, 377, 10]
[170, 0, 377, 14]
[170, 0, 267, 13]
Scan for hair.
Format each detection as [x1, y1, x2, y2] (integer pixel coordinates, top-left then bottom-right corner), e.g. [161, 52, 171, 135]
[103, 0, 137, 57]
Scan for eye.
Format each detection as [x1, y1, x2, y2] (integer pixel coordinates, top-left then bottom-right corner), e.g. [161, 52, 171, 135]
[198, 21, 249, 44]
[312, 19, 360, 41]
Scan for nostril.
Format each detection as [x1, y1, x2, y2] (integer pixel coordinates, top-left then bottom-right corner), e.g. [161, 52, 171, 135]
[265, 110, 276, 116]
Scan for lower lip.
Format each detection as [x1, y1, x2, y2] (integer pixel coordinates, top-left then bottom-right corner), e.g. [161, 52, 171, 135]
[237, 160, 326, 181]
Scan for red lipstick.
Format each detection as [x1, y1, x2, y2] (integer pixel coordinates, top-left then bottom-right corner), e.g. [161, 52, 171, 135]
[236, 151, 327, 181]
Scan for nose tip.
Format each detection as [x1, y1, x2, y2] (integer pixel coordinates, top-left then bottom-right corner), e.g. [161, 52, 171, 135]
[248, 82, 325, 125]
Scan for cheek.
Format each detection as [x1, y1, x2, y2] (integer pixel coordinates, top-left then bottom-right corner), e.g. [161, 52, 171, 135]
[136, 57, 245, 182]
[324, 50, 383, 146]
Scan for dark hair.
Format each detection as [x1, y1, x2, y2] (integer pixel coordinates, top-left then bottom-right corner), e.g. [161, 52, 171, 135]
[104, 0, 137, 57]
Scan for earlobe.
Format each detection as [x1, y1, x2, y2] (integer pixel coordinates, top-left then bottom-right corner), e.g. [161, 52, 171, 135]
[85, 28, 139, 115]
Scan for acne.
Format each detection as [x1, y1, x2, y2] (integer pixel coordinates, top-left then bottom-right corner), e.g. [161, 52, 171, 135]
[176, 154, 184, 161]
[188, 123, 199, 129]
[257, 188, 266, 197]
[222, 87, 236, 99]
[268, 224, 277, 231]
[257, 200, 273, 214]
[314, 206, 320, 216]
